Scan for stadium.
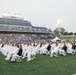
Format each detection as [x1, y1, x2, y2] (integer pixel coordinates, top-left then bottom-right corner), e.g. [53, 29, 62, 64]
[0, 13, 55, 43]
[0, 13, 76, 75]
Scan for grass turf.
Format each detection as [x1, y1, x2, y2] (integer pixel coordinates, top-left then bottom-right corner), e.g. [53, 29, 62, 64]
[0, 53, 76, 75]
[58, 35, 75, 40]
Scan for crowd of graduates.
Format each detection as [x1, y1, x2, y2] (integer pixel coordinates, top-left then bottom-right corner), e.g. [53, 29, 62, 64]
[0, 40, 76, 62]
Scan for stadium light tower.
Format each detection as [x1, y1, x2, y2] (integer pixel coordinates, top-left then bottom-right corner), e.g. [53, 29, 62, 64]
[57, 19, 62, 36]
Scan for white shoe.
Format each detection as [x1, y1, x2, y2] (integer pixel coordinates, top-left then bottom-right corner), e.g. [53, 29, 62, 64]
[27, 59, 31, 61]
[22, 57, 25, 59]
[5, 58, 9, 60]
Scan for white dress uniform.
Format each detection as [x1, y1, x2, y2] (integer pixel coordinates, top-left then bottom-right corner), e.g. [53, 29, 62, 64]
[27, 44, 37, 61]
[5, 46, 19, 60]
[35, 43, 41, 54]
[1, 45, 9, 56]
[11, 46, 19, 62]
[39, 43, 48, 54]
[50, 43, 58, 57]
[67, 43, 74, 54]
[22, 44, 29, 59]
[0, 44, 2, 52]
[58, 43, 66, 56]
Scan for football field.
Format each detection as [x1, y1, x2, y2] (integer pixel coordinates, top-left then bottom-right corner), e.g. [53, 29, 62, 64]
[0, 53, 76, 75]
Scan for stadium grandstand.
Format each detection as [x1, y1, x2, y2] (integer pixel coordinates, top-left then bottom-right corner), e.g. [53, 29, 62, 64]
[0, 13, 56, 43]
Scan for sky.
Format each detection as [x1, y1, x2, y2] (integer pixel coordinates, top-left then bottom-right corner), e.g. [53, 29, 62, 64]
[0, 0, 76, 32]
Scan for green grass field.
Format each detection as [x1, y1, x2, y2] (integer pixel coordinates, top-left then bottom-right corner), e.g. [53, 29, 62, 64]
[58, 35, 75, 40]
[0, 53, 76, 75]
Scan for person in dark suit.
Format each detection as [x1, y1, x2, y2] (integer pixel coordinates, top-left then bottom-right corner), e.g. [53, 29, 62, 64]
[17, 44, 23, 56]
[62, 42, 67, 52]
[46, 42, 51, 55]
[72, 42, 76, 50]
[47, 44, 51, 51]
[11, 44, 23, 62]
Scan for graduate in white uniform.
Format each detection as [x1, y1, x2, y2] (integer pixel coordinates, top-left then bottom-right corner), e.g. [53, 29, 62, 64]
[58, 42, 66, 56]
[5, 43, 19, 60]
[27, 43, 37, 61]
[66, 42, 75, 54]
[50, 42, 59, 57]
[22, 43, 31, 59]
[39, 42, 49, 54]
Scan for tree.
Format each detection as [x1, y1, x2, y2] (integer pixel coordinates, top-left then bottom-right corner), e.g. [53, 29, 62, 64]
[63, 31, 68, 35]
[54, 27, 65, 36]
[73, 33, 76, 35]
[68, 32, 73, 35]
